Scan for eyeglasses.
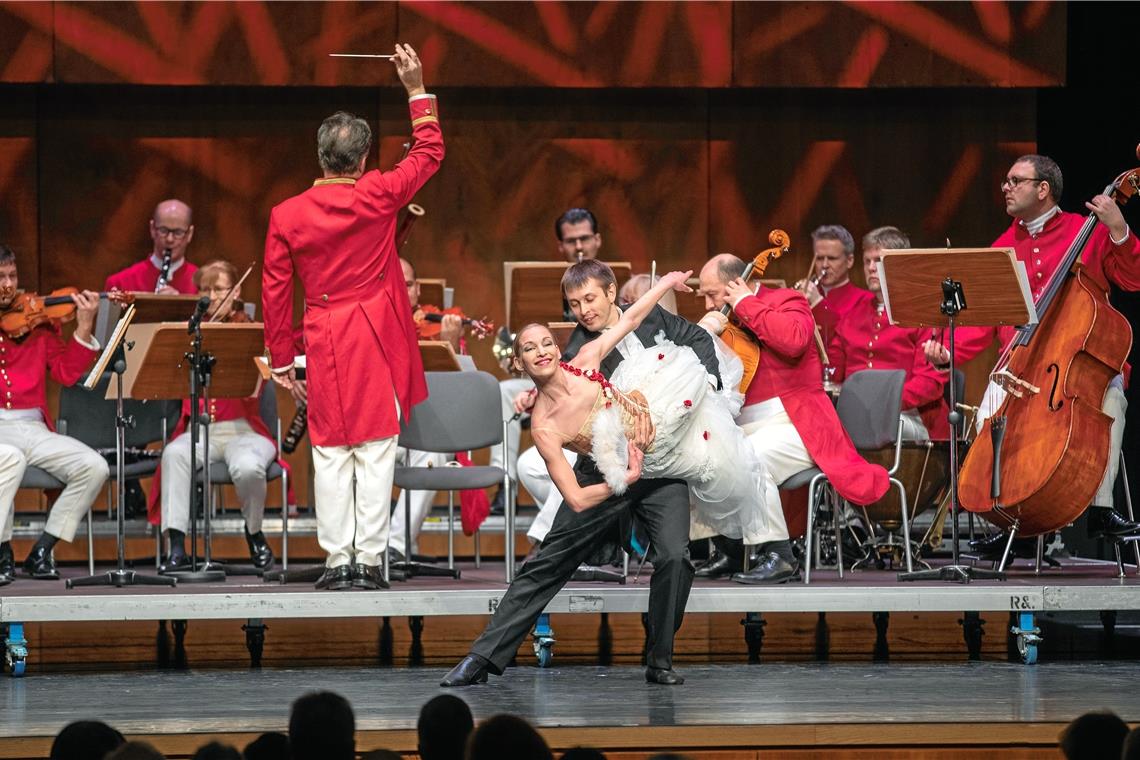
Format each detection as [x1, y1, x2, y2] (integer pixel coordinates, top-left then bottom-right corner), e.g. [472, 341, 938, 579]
[1000, 176, 1044, 191]
[155, 226, 189, 239]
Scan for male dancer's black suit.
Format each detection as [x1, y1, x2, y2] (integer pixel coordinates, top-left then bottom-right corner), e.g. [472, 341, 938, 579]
[443, 305, 719, 685]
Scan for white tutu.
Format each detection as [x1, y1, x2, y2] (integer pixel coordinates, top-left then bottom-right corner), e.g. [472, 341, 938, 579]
[590, 337, 769, 542]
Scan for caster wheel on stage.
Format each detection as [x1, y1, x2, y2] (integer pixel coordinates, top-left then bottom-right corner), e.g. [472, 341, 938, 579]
[5, 623, 28, 677]
[532, 613, 556, 668]
[1011, 612, 1041, 665]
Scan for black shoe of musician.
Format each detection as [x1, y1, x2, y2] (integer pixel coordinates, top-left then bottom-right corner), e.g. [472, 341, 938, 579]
[694, 550, 737, 580]
[645, 667, 685, 685]
[731, 552, 799, 585]
[968, 532, 1038, 560]
[1087, 508, 1140, 539]
[441, 653, 492, 687]
[352, 564, 389, 590]
[22, 545, 59, 580]
[245, 530, 275, 571]
[489, 486, 506, 517]
[315, 564, 354, 591]
[0, 542, 14, 586]
[159, 545, 190, 574]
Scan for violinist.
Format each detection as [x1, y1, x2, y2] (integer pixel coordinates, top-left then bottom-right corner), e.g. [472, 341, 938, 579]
[923, 154, 1140, 556]
[827, 227, 949, 441]
[402, 257, 462, 351]
[156, 260, 276, 572]
[105, 199, 199, 295]
[695, 254, 888, 584]
[0, 244, 109, 585]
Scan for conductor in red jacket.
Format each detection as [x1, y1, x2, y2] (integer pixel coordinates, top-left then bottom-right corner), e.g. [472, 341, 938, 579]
[262, 44, 444, 592]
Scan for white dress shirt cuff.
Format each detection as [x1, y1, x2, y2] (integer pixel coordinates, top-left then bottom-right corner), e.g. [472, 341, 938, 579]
[409, 93, 435, 103]
[74, 333, 100, 351]
[1110, 225, 1131, 246]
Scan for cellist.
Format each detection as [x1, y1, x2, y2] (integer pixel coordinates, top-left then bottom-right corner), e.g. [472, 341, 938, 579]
[696, 253, 889, 584]
[924, 154, 1140, 556]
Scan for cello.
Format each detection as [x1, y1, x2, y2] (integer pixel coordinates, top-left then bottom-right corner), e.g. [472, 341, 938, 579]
[958, 150, 1140, 536]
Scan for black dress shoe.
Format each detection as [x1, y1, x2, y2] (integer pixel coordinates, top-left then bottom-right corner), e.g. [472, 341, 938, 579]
[694, 550, 737, 580]
[22, 545, 59, 580]
[731, 552, 799, 585]
[1087, 508, 1140, 539]
[645, 667, 685, 685]
[352, 563, 389, 590]
[159, 547, 190, 574]
[968, 532, 1037, 560]
[0, 542, 13, 586]
[441, 653, 492, 687]
[245, 530, 275, 571]
[315, 564, 353, 591]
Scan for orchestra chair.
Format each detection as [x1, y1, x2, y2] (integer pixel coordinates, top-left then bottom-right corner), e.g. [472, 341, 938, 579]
[795, 369, 908, 584]
[390, 370, 512, 583]
[196, 383, 287, 576]
[57, 372, 179, 572]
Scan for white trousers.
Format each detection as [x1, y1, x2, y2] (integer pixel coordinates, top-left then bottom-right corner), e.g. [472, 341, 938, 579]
[389, 446, 448, 556]
[488, 377, 534, 478]
[977, 379, 1127, 508]
[520, 444, 578, 543]
[0, 419, 109, 542]
[313, 433, 398, 569]
[739, 401, 809, 544]
[160, 419, 277, 535]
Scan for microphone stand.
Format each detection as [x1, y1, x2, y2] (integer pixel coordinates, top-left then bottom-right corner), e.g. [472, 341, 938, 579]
[899, 278, 1005, 584]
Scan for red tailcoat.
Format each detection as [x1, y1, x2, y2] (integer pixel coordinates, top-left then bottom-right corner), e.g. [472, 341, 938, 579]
[736, 287, 889, 506]
[0, 327, 97, 428]
[262, 96, 444, 447]
[949, 211, 1140, 364]
[812, 280, 871, 351]
[105, 258, 198, 294]
[830, 290, 949, 439]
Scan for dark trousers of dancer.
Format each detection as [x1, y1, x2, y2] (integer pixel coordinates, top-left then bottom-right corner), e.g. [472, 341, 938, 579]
[470, 456, 695, 673]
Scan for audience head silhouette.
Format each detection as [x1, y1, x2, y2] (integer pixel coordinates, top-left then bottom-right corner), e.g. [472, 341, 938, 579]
[417, 694, 474, 760]
[105, 741, 166, 760]
[243, 731, 290, 760]
[192, 741, 240, 760]
[466, 714, 552, 760]
[1059, 710, 1129, 760]
[289, 691, 355, 760]
[50, 720, 125, 760]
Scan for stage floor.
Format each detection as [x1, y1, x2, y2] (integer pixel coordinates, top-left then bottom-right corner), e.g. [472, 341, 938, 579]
[0, 662, 1133, 752]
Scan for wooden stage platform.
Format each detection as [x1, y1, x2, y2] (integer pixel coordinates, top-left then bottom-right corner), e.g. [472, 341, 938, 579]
[0, 661, 1132, 758]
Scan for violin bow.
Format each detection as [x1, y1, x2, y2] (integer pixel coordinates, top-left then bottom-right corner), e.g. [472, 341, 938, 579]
[209, 262, 256, 323]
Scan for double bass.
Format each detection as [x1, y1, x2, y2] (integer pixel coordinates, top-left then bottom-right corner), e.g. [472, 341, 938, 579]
[958, 151, 1140, 536]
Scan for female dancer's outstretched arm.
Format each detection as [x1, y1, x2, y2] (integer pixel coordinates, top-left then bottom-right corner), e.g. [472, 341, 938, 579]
[575, 270, 692, 367]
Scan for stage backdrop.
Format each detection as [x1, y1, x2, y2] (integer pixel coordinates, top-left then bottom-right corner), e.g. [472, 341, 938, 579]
[0, 0, 1064, 385]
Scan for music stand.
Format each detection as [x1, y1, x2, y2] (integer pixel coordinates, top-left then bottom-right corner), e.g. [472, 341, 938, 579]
[124, 322, 265, 583]
[505, 262, 632, 332]
[68, 304, 177, 589]
[880, 248, 1036, 584]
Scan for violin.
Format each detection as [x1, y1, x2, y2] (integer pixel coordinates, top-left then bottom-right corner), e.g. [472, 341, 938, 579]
[712, 229, 790, 392]
[958, 146, 1140, 536]
[413, 304, 494, 340]
[216, 299, 253, 323]
[0, 288, 134, 339]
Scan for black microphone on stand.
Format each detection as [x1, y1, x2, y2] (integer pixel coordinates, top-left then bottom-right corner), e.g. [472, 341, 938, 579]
[187, 295, 211, 334]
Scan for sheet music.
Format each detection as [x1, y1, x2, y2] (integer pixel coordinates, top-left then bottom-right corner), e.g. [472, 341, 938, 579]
[84, 304, 136, 389]
[876, 260, 895, 325]
[1013, 260, 1039, 325]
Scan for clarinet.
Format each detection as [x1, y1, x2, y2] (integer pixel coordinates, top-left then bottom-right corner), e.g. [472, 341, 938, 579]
[155, 248, 173, 292]
[282, 403, 308, 454]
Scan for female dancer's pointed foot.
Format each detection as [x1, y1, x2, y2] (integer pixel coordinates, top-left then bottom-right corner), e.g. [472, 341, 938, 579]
[441, 653, 492, 686]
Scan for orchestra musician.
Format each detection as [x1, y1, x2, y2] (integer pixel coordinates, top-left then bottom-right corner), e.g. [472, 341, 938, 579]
[156, 260, 276, 573]
[262, 43, 443, 592]
[795, 224, 871, 359]
[105, 199, 199, 295]
[924, 154, 1140, 556]
[697, 254, 889, 584]
[492, 207, 605, 516]
[827, 227, 949, 441]
[387, 257, 460, 568]
[0, 244, 108, 584]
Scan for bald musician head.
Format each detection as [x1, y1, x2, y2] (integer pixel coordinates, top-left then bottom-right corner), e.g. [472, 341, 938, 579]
[698, 253, 747, 312]
[149, 199, 194, 266]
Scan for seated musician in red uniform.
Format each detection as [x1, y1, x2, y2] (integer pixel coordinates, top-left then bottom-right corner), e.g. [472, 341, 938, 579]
[924, 154, 1140, 555]
[105, 199, 199, 295]
[156, 260, 276, 572]
[0, 244, 108, 584]
[828, 226, 949, 440]
[698, 254, 889, 584]
[795, 224, 871, 373]
[387, 257, 462, 567]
